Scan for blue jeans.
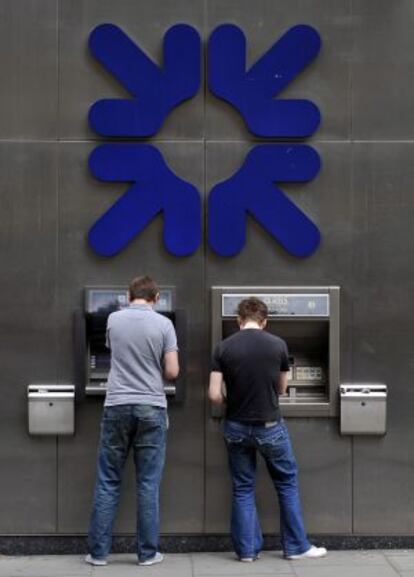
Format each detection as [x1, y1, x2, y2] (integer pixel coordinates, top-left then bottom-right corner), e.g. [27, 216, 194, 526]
[223, 419, 310, 558]
[88, 404, 167, 562]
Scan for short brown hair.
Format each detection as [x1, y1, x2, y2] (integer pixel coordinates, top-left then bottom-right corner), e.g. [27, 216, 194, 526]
[237, 297, 268, 324]
[128, 276, 159, 302]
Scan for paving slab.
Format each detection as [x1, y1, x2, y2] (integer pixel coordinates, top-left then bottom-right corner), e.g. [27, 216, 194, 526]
[0, 550, 413, 577]
[0, 554, 91, 577]
[286, 550, 389, 567]
[386, 554, 414, 572]
[383, 551, 414, 556]
[293, 565, 399, 577]
[89, 553, 192, 577]
[191, 551, 294, 575]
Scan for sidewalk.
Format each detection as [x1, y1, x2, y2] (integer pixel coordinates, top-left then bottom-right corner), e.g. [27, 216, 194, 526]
[1, 550, 414, 577]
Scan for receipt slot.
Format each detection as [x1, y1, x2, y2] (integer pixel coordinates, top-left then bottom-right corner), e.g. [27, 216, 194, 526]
[28, 385, 75, 435]
[74, 287, 186, 401]
[340, 384, 387, 435]
[211, 287, 340, 417]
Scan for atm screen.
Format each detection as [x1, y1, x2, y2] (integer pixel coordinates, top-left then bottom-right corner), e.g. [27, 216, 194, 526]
[86, 288, 174, 314]
[87, 289, 128, 314]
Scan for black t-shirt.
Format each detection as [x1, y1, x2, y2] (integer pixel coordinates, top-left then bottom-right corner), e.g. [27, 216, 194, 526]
[211, 328, 289, 423]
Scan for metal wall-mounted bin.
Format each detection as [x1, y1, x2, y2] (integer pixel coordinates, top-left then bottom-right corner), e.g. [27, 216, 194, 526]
[28, 385, 75, 435]
[340, 384, 387, 435]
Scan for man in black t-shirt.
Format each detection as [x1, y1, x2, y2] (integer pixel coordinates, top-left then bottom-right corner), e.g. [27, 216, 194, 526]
[209, 297, 327, 561]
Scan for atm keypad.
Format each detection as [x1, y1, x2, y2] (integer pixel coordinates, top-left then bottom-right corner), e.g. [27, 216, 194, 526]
[295, 366, 323, 382]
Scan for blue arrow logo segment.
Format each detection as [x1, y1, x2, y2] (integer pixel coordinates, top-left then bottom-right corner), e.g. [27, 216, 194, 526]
[88, 144, 201, 257]
[208, 145, 321, 257]
[89, 24, 201, 136]
[208, 24, 321, 137]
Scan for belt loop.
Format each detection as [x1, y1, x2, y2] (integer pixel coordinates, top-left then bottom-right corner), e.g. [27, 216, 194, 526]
[264, 420, 278, 428]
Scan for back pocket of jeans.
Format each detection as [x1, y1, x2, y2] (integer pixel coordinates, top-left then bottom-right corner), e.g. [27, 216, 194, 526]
[224, 433, 244, 444]
[256, 426, 285, 447]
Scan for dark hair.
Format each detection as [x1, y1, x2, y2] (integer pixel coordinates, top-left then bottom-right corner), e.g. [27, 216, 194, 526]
[237, 297, 268, 324]
[128, 276, 159, 302]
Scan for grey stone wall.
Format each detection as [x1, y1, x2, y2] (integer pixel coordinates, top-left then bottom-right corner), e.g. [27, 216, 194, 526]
[0, 0, 413, 536]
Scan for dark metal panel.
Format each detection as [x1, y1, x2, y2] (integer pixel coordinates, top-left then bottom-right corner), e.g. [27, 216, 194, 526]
[58, 0, 205, 140]
[1, 0, 413, 540]
[205, 418, 352, 534]
[0, 0, 57, 139]
[204, 142, 354, 532]
[352, 1, 414, 139]
[0, 143, 59, 532]
[351, 143, 414, 533]
[206, 0, 352, 141]
[205, 419, 289, 533]
[288, 419, 352, 533]
[57, 142, 206, 533]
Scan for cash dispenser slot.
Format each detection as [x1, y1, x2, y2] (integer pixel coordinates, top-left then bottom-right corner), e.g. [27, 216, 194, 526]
[212, 287, 340, 418]
[74, 287, 186, 402]
[268, 320, 329, 403]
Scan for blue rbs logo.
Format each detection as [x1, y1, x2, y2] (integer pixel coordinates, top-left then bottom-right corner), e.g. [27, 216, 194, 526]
[88, 24, 321, 258]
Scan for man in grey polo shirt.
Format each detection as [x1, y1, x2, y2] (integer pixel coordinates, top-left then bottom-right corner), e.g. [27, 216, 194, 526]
[86, 276, 179, 567]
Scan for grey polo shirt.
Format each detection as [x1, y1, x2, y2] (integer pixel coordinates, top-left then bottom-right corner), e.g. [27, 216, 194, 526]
[104, 303, 178, 408]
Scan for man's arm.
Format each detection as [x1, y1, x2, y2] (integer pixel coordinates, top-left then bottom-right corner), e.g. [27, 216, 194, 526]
[163, 351, 179, 380]
[277, 342, 290, 395]
[105, 314, 112, 349]
[208, 371, 225, 404]
[162, 320, 179, 380]
[277, 371, 289, 395]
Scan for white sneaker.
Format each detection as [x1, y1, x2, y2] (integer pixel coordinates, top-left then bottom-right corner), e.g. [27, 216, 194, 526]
[85, 553, 108, 566]
[238, 554, 260, 562]
[285, 545, 327, 560]
[138, 552, 164, 566]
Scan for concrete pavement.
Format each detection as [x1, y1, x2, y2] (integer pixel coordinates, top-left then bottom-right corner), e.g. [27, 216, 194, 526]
[2, 550, 414, 577]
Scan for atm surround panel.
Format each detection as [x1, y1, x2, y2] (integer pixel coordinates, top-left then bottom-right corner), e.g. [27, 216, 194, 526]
[222, 318, 329, 401]
[78, 287, 184, 399]
[212, 287, 340, 417]
[85, 287, 174, 314]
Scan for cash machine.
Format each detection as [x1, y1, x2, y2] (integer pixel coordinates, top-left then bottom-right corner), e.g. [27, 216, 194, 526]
[211, 286, 340, 417]
[74, 286, 186, 401]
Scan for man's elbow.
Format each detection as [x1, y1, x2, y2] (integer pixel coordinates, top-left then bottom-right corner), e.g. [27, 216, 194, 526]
[277, 384, 288, 396]
[164, 364, 180, 381]
[208, 390, 224, 404]
[163, 351, 180, 380]
[277, 373, 289, 395]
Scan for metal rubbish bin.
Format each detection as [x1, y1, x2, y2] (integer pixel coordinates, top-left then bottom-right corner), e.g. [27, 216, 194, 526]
[340, 384, 387, 435]
[28, 385, 75, 435]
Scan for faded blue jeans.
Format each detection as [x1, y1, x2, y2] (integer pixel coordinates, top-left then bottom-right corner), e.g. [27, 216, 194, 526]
[223, 419, 310, 558]
[88, 404, 167, 562]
